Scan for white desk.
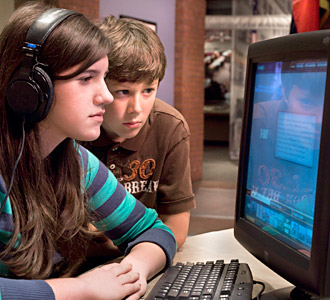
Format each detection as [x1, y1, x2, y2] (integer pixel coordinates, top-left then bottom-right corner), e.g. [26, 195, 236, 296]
[144, 228, 292, 298]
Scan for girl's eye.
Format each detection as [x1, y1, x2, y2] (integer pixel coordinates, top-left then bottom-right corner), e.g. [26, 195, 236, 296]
[80, 76, 93, 83]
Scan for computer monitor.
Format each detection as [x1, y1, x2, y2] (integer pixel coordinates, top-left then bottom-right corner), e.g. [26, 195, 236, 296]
[234, 30, 330, 299]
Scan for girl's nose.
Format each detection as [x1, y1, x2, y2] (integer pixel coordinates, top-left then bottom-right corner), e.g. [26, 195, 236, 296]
[102, 79, 114, 104]
[95, 79, 113, 105]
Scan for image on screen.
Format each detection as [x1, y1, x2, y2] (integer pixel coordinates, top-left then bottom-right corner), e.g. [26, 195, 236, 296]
[244, 59, 327, 257]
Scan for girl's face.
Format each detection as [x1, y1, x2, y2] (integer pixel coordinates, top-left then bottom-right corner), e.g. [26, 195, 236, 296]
[39, 56, 113, 156]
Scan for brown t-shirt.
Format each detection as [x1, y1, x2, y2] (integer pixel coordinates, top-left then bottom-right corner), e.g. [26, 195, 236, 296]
[84, 99, 196, 215]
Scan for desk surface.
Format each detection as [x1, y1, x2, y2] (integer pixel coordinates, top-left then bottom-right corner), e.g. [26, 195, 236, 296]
[144, 228, 292, 298]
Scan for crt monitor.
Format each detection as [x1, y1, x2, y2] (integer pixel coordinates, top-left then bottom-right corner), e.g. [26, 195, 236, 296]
[234, 29, 330, 299]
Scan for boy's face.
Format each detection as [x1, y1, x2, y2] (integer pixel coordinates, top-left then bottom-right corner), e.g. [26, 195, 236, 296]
[102, 79, 159, 143]
[287, 85, 323, 125]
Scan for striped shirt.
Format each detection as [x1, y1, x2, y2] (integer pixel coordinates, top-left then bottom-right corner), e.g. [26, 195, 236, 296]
[0, 145, 176, 299]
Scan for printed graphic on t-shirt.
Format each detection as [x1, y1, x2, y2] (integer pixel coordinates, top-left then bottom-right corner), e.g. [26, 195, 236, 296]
[108, 158, 159, 195]
[124, 180, 159, 194]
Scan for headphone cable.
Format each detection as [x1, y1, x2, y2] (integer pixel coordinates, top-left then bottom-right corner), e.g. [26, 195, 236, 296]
[0, 117, 26, 215]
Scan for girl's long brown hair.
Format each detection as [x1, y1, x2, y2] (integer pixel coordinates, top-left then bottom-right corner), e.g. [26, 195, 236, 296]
[0, 2, 110, 279]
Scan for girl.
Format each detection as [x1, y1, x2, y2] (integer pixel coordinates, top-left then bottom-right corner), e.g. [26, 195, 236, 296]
[0, 2, 176, 300]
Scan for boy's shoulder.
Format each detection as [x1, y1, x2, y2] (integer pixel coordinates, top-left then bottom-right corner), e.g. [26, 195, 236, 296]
[154, 98, 181, 115]
[153, 98, 189, 131]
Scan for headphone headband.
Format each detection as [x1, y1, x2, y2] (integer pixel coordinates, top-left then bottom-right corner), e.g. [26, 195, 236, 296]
[25, 8, 80, 54]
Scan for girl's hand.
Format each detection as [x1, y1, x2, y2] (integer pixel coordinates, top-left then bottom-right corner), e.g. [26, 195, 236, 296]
[77, 262, 141, 300]
[125, 274, 148, 300]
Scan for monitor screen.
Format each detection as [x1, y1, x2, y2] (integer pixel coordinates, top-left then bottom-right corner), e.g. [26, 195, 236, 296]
[246, 59, 326, 257]
[234, 30, 330, 299]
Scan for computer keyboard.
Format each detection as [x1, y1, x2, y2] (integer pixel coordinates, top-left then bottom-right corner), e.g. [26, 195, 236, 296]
[146, 259, 253, 300]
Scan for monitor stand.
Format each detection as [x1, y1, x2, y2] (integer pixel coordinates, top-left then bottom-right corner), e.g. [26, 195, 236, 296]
[260, 286, 330, 300]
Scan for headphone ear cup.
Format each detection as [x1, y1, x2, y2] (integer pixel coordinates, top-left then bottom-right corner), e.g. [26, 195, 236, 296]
[6, 65, 54, 123]
[31, 66, 54, 122]
[5, 8, 78, 123]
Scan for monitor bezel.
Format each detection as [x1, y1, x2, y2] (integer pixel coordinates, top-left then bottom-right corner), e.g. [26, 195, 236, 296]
[234, 30, 330, 297]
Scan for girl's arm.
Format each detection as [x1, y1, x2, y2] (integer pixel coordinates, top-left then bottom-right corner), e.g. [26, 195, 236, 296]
[0, 278, 55, 300]
[77, 145, 177, 299]
[79, 145, 177, 268]
[120, 242, 167, 300]
[46, 242, 166, 300]
[122, 242, 166, 280]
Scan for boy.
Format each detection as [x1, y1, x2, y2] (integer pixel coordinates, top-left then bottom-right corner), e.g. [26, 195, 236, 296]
[84, 15, 196, 249]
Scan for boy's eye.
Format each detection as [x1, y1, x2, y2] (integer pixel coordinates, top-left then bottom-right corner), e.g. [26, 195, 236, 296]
[298, 97, 314, 109]
[144, 88, 153, 94]
[118, 90, 129, 95]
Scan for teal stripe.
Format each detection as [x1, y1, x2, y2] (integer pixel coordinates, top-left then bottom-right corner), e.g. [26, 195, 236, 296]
[0, 229, 13, 244]
[82, 149, 100, 190]
[0, 261, 9, 276]
[113, 208, 158, 245]
[150, 218, 175, 237]
[0, 192, 12, 215]
[73, 139, 79, 150]
[88, 172, 117, 211]
[0, 229, 21, 249]
[76, 144, 85, 174]
[94, 193, 135, 231]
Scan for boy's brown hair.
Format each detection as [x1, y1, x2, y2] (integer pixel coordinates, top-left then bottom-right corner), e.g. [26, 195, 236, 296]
[100, 15, 166, 83]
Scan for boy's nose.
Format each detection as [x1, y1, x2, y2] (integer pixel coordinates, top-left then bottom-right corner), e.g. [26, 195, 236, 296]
[127, 95, 142, 114]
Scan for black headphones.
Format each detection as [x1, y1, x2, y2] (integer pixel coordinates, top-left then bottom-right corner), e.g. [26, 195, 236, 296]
[6, 8, 80, 123]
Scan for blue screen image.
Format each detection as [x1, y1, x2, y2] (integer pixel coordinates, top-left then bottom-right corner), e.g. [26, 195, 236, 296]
[245, 59, 327, 256]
